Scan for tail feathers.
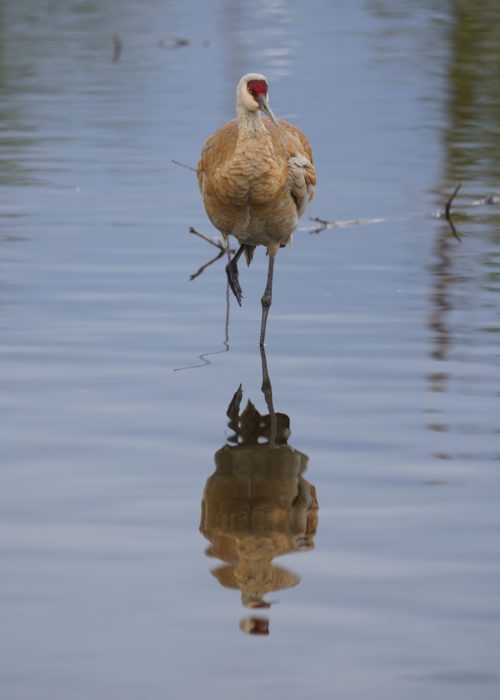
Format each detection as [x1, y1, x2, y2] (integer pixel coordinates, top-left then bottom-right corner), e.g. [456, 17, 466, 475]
[243, 245, 256, 266]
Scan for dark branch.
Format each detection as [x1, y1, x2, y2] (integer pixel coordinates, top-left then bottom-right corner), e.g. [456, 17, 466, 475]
[189, 248, 226, 281]
[444, 183, 462, 242]
[187, 227, 234, 280]
[308, 216, 334, 234]
[172, 159, 197, 173]
[188, 226, 233, 252]
[306, 215, 386, 234]
[158, 35, 190, 50]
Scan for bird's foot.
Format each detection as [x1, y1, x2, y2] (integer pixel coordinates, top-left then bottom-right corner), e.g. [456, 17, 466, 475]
[226, 260, 243, 306]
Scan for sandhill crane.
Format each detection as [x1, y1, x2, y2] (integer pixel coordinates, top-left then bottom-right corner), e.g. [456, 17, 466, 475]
[197, 73, 316, 346]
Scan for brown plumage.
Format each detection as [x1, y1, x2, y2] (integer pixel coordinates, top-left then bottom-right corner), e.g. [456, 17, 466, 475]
[197, 72, 316, 346]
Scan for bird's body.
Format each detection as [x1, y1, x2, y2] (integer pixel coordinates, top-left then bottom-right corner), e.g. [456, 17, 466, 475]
[197, 73, 316, 345]
[198, 118, 314, 252]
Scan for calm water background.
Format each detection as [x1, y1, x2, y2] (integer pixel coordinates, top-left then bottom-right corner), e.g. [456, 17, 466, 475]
[1, 1, 499, 698]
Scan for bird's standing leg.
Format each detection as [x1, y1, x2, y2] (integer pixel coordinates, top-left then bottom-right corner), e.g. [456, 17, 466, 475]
[226, 244, 245, 306]
[259, 248, 277, 347]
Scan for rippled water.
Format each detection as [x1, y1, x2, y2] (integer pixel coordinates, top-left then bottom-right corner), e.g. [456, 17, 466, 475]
[1, 1, 499, 698]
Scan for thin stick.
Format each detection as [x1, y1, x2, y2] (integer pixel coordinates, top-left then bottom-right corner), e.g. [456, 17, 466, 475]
[445, 182, 461, 219]
[187, 229, 234, 281]
[307, 215, 386, 234]
[304, 185, 494, 237]
[309, 216, 333, 227]
[190, 248, 226, 281]
[444, 183, 462, 242]
[188, 226, 232, 252]
[172, 159, 197, 173]
[188, 226, 221, 248]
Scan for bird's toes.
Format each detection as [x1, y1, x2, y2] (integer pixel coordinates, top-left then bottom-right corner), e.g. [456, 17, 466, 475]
[226, 264, 244, 306]
[230, 280, 244, 306]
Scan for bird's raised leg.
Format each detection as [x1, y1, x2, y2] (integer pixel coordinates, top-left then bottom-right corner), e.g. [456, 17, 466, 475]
[225, 244, 245, 306]
[259, 248, 276, 347]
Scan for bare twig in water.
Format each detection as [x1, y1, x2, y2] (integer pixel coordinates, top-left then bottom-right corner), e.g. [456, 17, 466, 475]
[443, 183, 462, 241]
[471, 194, 500, 207]
[190, 248, 226, 281]
[188, 226, 232, 252]
[112, 33, 123, 63]
[445, 182, 461, 218]
[187, 227, 234, 281]
[158, 35, 190, 50]
[172, 159, 197, 173]
[305, 182, 496, 238]
[307, 215, 386, 234]
[308, 216, 332, 234]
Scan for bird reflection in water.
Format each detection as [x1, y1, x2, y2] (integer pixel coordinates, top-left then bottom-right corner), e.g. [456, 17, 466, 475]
[199, 349, 318, 635]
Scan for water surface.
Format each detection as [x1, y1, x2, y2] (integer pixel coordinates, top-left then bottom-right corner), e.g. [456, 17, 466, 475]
[1, 1, 499, 699]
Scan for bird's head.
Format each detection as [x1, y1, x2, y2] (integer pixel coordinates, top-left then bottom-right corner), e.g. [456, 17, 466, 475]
[237, 73, 279, 126]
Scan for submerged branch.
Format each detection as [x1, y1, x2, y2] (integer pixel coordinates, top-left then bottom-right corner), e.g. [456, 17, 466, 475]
[112, 33, 123, 64]
[436, 183, 462, 241]
[158, 35, 190, 50]
[306, 215, 386, 234]
[445, 182, 462, 217]
[445, 182, 462, 241]
[186, 184, 499, 280]
[307, 183, 500, 238]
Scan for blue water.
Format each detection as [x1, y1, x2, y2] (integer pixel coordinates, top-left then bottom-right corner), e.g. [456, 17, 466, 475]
[1, 1, 499, 698]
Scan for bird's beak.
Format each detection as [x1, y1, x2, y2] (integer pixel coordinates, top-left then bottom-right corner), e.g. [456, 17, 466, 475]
[258, 94, 279, 127]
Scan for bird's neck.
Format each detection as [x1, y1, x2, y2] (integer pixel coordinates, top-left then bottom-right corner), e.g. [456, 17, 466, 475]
[237, 106, 266, 137]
